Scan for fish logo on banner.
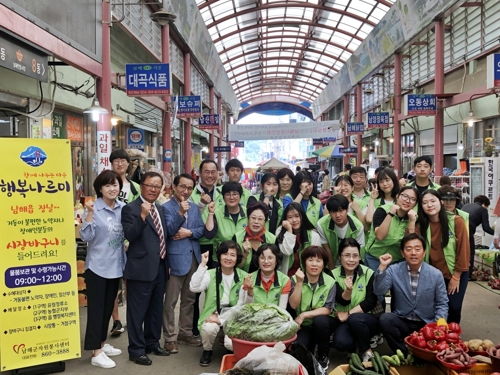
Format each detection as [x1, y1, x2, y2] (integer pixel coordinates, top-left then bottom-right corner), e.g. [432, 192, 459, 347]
[20, 146, 47, 167]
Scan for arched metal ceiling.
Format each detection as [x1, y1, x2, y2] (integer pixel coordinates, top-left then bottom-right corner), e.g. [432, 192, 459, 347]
[196, 0, 396, 108]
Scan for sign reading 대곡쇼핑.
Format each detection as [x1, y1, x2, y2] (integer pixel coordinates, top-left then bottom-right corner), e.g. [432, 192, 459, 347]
[346, 122, 365, 136]
[405, 94, 437, 116]
[177, 96, 202, 118]
[198, 114, 220, 130]
[125, 63, 170, 96]
[0, 139, 81, 371]
[367, 112, 390, 129]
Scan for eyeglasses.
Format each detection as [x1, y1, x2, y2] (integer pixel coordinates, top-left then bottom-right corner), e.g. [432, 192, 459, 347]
[177, 185, 194, 192]
[400, 193, 417, 204]
[142, 183, 162, 191]
[224, 192, 240, 198]
[112, 159, 128, 165]
[341, 254, 360, 260]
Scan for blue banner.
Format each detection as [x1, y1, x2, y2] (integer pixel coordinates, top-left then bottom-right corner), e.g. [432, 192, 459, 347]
[125, 63, 170, 96]
[198, 114, 220, 130]
[234, 142, 244, 148]
[367, 112, 390, 129]
[177, 96, 202, 118]
[406, 94, 436, 116]
[346, 122, 364, 135]
[214, 146, 231, 152]
[338, 147, 357, 154]
[127, 128, 145, 150]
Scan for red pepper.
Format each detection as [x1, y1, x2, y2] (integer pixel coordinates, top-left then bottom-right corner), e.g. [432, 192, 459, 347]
[415, 336, 427, 348]
[409, 331, 420, 345]
[445, 332, 460, 343]
[436, 341, 449, 351]
[433, 329, 446, 341]
[426, 340, 438, 351]
[421, 326, 434, 341]
[448, 322, 462, 334]
[435, 325, 447, 333]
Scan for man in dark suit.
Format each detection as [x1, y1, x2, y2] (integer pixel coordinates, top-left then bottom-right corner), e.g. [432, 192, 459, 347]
[122, 171, 170, 365]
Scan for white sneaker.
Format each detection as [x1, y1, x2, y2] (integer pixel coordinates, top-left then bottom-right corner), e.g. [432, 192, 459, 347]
[91, 352, 116, 369]
[102, 343, 122, 357]
[370, 334, 384, 349]
[362, 351, 374, 363]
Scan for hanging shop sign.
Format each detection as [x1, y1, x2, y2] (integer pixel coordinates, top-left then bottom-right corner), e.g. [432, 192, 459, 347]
[338, 147, 358, 154]
[485, 157, 498, 214]
[322, 136, 336, 146]
[312, 138, 323, 145]
[404, 94, 437, 116]
[0, 139, 80, 371]
[65, 115, 83, 143]
[234, 142, 244, 148]
[346, 122, 365, 136]
[177, 96, 202, 118]
[52, 112, 65, 139]
[367, 112, 390, 129]
[127, 129, 145, 151]
[163, 149, 172, 163]
[97, 131, 111, 173]
[125, 63, 170, 96]
[486, 53, 500, 89]
[198, 114, 220, 130]
[214, 146, 231, 152]
[0, 33, 49, 82]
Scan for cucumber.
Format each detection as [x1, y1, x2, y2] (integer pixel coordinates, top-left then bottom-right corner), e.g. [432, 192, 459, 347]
[391, 354, 401, 366]
[370, 357, 380, 374]
[373, 352, 386, 375]
[406, 353, 414, 365]
[351, 354, 365, 371]
[396, 349, 405, 362]
[349, 358, 367, 375]
[381, 355, 398, 367]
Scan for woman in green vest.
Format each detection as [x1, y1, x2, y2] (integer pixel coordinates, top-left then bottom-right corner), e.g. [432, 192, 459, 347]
[364, 186, 419, 271]
[283, 171, 323, 227]
[437, 185, 470, 231]
[275, 202, 322, 276]
[247, 172, 283, 233]
[277, 168, 294, 204]
[245, 244, 291, 309]
[417, 190, 470, 324]
[189, 240, 249, 367]
[333, 175, 369, 231]
[235, 202, 277, 273]
[289, 245, 336, 371]
[331, 238, 379, 363]
[366, 168, 400, 225]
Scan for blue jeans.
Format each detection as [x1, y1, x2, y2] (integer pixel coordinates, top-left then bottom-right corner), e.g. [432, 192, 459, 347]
[364, 253, 380, 272]
[445, 271, 469, 324]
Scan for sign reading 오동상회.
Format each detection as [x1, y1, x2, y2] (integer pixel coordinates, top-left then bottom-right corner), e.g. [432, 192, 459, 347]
[0, 139, 80, 371]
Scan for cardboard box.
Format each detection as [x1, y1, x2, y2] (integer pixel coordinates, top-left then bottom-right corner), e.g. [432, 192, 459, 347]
[438, 362, 495, 375]
[75, 224, 82, 239]
[329, 363, 444, 375]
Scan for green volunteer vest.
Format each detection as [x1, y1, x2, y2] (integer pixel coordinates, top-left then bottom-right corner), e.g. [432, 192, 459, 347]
[215, 186, 251, 207]
[249, 193, 283, 233]
[317, 214, 364, 264]
[365, 204, 413, 262]
[407, 180, 441, 191]
[251, 270, 290, 306]
[198, 267, 247, 331]
[332, 265, 374, 312]
[424, 215, 460, 275]
[292, 272, 335, 326]
[190, 185, 222, 245]
[303, 196, 322, 227]
[213, 205, 248, 253]
[283, 230, 315, 271]
[233, 229, 277, 272]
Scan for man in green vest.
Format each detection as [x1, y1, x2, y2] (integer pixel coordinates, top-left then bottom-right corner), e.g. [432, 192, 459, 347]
[224, 158, 251, 206]
[350, 166, 370, 205]
[316, 195, 365, 269]
[399, 156, 440, 195]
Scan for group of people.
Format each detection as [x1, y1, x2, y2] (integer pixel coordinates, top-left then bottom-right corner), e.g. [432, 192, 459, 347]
[79, 151, 485, 371]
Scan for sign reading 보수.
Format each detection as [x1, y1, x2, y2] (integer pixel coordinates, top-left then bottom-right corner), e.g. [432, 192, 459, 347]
[125, 63, 170, 96]
[405, 94, 437, 116]
[346, 122, 365, 136]
[0, 139, 80, 371]
[367, 112, 390, 129]
[198, 114, 220, 130]
[177, 96, 202, 118]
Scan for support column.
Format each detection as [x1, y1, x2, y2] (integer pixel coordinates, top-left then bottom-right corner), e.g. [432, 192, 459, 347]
[209, 87, 215, 160]
[356, 84, 363, 166]
[217, 96, 223, 166]
[161, 23, 172, 178]
[434, 19, 445, 176]
[394, 53, 402, 175]
[183, 52, 192, 173]
[96, 0, 111, 174]
[343, 94, 350, 165]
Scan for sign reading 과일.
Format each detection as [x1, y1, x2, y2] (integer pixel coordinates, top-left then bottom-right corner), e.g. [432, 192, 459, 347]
[0, 139, 80, 371]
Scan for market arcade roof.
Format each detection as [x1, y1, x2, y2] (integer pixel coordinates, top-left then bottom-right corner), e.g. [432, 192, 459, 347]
[196, 0, 395, 106]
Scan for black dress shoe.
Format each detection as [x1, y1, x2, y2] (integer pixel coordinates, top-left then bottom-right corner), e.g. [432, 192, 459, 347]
[146, 347, 170, 356]
[199, 350, 212, 367]
[129, 354, 152, 366]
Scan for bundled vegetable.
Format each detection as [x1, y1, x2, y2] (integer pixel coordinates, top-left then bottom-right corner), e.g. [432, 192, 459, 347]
[436, 347, 476, 367]
[224, 303, 299, 342]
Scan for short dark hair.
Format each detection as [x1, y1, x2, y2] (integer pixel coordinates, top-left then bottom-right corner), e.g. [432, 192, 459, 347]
[400, 233, 426, 251]
[277, 168, 294, 180]
[252, 243, 282, 270]
[474, 195, 490, 206]
[335, 175, 354, 187]
[377, 168, 400, 199]
[217, 240, 243, 265]
[140, 171, 164, 185]
[439, 176, 452, 186]
[94, 170, 123, 198]
[173, 173, 195, 186]
[221, 181, 243, 196]
[200, 159, 218, 173]
[260, 172, 278, 187]
[326, 194, 349, 212]
[247, 201, 270, 221]
[109, 149, 130, 164]
[338, 238, 361, 258]
[344, 164, 352, 170]
[300, 245, 329, 268]
[350, 166, 367, 176]
[296, 166, 301, 172]
[225, 158, 244, 173]
[413, 155, 433, 168]
[323, 169, 329, 176]
[374, 166, 385, 176]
